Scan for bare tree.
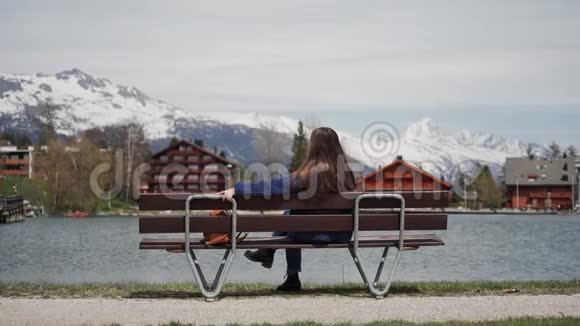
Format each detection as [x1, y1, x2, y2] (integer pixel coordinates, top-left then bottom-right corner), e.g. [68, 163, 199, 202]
[566, 145, 577, 158]
[524, 142, 538, 159]
[102, 122, 149, 203]
[547, 141, 562, 158]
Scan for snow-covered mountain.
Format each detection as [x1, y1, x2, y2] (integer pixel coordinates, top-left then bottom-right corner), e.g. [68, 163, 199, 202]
[0, 69, 526, 182]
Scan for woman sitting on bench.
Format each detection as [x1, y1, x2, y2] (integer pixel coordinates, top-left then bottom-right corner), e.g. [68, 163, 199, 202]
[218, 127, 355, 291]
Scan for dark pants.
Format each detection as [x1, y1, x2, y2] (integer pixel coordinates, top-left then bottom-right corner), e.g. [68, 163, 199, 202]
[272, 231, 301, 274]
[273, 210, 353, 274]
[271, 231, 352, 274]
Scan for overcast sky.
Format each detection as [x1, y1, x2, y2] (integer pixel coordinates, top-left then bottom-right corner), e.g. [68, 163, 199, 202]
[1, 1, 579, 145]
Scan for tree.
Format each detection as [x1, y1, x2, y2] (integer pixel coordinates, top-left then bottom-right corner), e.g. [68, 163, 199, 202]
[524, 142, 538, 159]
[83, 127, 108, 148]
[35, 139, 70, 213]
[547, 141, 561, 158]
[219, 150, 227, 159]
[0, 131, 32, 148]
[103, 122, 150, 204]
[169, 137, 180, 147]
[67, 137, 110, 211]
[34, 103, 59, 145]
[469, 165, 502, 209]
[194, 138, 204, 147]
[566, 145, 577, 158]
[290, 121, 308, 171]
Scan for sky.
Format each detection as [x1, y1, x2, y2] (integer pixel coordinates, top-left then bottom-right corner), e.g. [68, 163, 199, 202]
[1, 0, 579, 145]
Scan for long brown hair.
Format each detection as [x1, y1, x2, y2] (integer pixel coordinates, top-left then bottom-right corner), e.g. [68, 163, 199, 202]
[292, 127, 355, 193]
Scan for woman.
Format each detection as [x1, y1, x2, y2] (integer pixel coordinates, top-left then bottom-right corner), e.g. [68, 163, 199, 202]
[218, 127, 355, 291]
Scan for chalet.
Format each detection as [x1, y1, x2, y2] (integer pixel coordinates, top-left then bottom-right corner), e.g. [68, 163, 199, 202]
[0, 144, 33, 178]
[357, 157, 452, 198]
[505, 157, 577, 210]
[146, 140, 238, 193]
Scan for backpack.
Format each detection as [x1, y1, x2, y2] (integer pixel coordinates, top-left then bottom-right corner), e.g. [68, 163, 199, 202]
[204, 210, 248, 245]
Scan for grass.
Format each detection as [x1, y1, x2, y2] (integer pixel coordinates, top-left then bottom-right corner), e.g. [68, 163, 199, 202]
[1, 280, 579, 299]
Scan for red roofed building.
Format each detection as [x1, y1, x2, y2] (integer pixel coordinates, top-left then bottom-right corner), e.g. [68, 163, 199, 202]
[146, 140, 238, 193]
[357, 157, 452, 198]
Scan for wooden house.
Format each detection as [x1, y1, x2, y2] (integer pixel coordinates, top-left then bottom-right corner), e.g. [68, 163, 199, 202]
[504, 157, 577, 209]
[146, 140, 237, 193]
[357, 157, 452, 198]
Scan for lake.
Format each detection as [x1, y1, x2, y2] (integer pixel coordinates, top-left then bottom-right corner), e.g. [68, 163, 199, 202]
[1, 215, 579, 284]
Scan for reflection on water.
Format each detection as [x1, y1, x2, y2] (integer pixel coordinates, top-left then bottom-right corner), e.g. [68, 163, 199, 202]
[1, 215, 579, 284]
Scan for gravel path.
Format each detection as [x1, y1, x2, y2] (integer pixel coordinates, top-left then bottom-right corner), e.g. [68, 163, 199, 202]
[1, 295, 579, 325]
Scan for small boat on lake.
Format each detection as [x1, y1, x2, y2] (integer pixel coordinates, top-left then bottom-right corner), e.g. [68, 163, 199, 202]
[68, 210, 89, 218]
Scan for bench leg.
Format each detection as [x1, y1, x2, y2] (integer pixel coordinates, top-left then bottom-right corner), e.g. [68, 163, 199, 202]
[185, 248, 235, 301]
[184, 194, 238, 301]
[348, 246, 402, 299]
[352, 193, 405, 299]
[373, 247, 389, 286]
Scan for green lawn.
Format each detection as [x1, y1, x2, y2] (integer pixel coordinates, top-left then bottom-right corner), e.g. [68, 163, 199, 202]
[1, 280, 579, 299]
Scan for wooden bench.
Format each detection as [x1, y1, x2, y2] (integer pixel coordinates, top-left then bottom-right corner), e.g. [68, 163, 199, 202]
[138, 191, 448, 300]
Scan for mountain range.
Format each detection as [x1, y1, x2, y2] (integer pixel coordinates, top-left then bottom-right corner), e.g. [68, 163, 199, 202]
[0, 68, 527, 183]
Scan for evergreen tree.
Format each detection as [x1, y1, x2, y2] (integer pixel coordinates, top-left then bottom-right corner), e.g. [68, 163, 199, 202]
[169, 137, 180, 147]
[219, 150, 227, 159]
[36, 103, 59, 145]
[194, 138, 204, 147]
[468, 165, 502, 209]
[290, 121, 308, 171]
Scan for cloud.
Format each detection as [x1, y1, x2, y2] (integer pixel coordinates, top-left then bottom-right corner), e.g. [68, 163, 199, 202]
[1, 0, 580, 112]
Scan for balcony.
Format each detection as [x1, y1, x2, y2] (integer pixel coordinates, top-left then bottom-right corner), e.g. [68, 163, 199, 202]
[147, 178, 226, 186]
[550, 192, 572, 198]
[1, 169, 29, 176]
[149, 167, 230, 175]
[1, 159, 29, 165]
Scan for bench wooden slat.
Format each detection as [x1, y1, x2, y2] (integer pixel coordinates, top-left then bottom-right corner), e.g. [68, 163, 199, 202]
[138, 213, 447, 233]
[138, 191, 449, 211]
[139, 234, 445, 250]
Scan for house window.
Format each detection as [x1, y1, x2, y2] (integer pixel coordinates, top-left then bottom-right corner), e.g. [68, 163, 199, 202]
[187, 175, 199, 180]
[208, 184, 219, 190]
[204, 164, 222, 170]
[563, 163, 568, 171]
[561, 175, 569, 182]
[202, 155, 212, 161]
[205, 174, 219, 181]
[188, 155, 199, 161]
[172, 174, 185, 184]
[188, 164, 199, 170]
[187, 184, 200, 190]
[173, 155, 184, 160]
[160, 155, 168, 162]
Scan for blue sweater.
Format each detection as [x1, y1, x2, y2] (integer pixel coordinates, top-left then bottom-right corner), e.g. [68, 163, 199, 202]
[234, 176, 352, 244]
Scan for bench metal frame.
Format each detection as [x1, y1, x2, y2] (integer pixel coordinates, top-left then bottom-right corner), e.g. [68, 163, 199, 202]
[350, 193, 405, 298]
[182, 193, 406, 300]
[185, 194, 237, 300]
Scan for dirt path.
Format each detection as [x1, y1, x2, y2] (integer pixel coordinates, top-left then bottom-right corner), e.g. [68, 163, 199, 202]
[1, 294, 579, 325]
